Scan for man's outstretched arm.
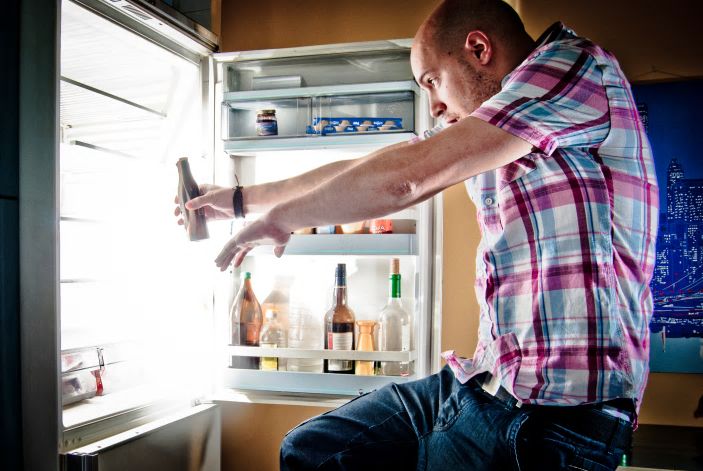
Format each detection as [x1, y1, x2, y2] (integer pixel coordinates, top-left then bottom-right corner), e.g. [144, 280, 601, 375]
[215, 117, 533, 269]
[183, 141, 409, 218]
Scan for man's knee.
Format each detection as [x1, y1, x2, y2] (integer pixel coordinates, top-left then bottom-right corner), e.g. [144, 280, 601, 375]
[280, 419, 319, 470]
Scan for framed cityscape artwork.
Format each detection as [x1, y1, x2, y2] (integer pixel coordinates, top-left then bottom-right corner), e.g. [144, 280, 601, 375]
[633, 78, 703, 374]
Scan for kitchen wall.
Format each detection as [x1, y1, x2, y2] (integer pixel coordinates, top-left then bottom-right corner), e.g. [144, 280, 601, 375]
[217, 0, 703, 467]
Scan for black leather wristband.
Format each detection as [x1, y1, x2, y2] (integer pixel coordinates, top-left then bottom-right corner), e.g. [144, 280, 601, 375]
[233, 186, 245, 219]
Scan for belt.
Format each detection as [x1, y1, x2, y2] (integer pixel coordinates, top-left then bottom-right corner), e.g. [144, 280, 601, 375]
[478, 373, 635, 423]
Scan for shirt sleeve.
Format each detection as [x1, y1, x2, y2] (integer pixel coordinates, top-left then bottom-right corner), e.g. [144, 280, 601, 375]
[470, 43, 610, 155]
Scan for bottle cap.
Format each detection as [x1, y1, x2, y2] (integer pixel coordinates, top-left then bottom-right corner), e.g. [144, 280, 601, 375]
[244, 272, 252, 280]
[335, 263, 346, 285]
[390, 258, 400, 275]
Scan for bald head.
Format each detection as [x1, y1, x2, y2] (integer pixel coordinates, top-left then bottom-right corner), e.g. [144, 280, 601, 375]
[410, 0, 534, 122]
[417, 0, 532, 64]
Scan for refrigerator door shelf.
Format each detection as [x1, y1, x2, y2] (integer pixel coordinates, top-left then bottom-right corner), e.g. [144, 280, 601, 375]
[222, 368, 416, 396]
[227, 345, 417, 362]
[224, 131, 417, 153]
[223, 80, 419, 102]
[247, 233, 418, 256]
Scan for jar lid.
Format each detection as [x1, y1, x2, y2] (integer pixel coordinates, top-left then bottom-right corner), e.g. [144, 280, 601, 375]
[256, 109, 276, 115]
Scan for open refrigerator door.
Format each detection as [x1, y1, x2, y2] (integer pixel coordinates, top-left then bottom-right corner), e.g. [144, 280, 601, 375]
[56, 0, 221, 464]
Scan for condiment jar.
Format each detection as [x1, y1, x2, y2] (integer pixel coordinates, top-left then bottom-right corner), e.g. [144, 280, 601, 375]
[256, 109, 278, 136]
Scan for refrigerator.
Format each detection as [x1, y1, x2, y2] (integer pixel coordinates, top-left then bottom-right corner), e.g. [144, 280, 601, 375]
[19, 0, 443, 469]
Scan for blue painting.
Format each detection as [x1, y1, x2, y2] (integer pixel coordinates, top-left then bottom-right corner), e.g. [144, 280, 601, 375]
[633, 79, 703, 374]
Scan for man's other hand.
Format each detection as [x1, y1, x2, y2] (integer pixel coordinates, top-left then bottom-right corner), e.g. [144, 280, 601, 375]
[214, 213, 292, 270]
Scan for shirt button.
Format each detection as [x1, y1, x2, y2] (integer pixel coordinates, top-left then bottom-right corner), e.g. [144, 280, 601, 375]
[484, 196, 494, 206]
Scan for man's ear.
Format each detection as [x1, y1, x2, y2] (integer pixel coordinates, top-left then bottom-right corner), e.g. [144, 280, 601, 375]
[464, 30, 492, 65]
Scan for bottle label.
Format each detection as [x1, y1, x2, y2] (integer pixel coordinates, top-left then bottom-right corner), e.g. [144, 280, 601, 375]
[402, 325, 410, 351]
[328, 332, 353, 372]
[329, 332, 353, 351]
[244, 322, 261, 345]
[256, 120, 278, 136]
[260, 341, 278, 371]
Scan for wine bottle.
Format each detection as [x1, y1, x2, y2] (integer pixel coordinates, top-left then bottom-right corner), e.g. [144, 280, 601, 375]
[378, 258, 412, 376]
[229, 272, 262, 369]
[324, 264, 355, 374]
[176, 157, 209, 241]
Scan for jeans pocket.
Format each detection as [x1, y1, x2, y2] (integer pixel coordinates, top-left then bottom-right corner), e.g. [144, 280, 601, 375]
[515, 414, 620, 471]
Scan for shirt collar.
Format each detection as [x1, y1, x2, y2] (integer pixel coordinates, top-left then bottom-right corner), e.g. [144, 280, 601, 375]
[500, 22, 578, 88]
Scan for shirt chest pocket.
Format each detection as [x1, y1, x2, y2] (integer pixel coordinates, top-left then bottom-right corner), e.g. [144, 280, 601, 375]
[496, 154, 540, 193]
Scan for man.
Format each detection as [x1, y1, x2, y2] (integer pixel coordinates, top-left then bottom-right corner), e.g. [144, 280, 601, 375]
[179, 0, 657, 468]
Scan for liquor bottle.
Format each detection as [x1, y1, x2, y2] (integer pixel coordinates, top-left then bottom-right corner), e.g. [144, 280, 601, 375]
[378, 258, 412, 376]
[176, 157, 209, 241]
[259, 309, 285, 371]
[229, 272, 262, 369]
[324, 263, 355, 374]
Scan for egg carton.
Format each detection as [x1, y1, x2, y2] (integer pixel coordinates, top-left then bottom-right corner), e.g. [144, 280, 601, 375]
[307, 117, 403, 135]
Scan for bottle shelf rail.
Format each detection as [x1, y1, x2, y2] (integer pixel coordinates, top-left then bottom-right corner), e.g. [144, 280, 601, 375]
[222, 368, 416, 396]
[250, 233, 418, 256]
[226, 345, 416, 362]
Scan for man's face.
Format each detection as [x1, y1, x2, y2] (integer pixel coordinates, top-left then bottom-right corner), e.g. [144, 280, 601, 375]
[411, 38, 501, 125]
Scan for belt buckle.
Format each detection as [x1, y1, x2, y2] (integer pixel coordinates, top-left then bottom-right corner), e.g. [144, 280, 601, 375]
[481, 373, 522, 408]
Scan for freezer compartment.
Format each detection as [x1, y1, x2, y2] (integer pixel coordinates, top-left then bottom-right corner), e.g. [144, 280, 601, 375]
[222, 48, 411, 93]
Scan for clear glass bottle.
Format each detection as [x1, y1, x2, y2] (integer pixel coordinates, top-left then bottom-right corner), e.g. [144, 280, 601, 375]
[378, 258, 412, 376]
[229, 272, 262, 369]
[176, 157, 209, 241]
[259, 309, 285, 371]
[262, 277, 290, 370]
[324, 263, 355, 374]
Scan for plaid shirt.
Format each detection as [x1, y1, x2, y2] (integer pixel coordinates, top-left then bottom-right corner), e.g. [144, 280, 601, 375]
[431, 23, 659, 411]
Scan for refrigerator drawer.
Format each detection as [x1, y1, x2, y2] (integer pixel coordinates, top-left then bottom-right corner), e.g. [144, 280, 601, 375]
[61, 404, 220, 471]
[221, 82, 418, 142]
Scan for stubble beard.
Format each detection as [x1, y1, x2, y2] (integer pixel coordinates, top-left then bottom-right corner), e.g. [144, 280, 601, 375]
[458, 58, 502, 115]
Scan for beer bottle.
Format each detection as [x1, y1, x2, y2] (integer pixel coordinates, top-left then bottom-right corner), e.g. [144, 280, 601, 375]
[230, 272, 262, 369]
[176, 157, 209, 241]
[324, 264, 355, 374]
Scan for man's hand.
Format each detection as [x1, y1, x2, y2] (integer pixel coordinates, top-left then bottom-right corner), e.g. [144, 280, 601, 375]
[214, 212, 292, 270]
[174, 184, 235, 226]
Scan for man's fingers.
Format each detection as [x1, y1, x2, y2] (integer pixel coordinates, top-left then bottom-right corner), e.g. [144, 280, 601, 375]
[215, 237, 240, 266]
[274, 245, 286, 258]
[233, 247, 252, 268]
[177, 218, 184, 226]
[185, 194, 207, 210]
[174, 205, 181, 217]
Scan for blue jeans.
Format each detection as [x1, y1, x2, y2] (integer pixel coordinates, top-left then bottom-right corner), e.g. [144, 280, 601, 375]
[280, 366, 633, 470]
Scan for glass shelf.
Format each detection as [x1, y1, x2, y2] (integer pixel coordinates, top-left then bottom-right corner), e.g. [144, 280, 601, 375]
[249, 234, 417, 256]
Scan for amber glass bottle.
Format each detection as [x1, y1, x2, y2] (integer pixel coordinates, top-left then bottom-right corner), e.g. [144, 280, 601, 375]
[324, 264, 355, 374]
[230, 272, 262, 369]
